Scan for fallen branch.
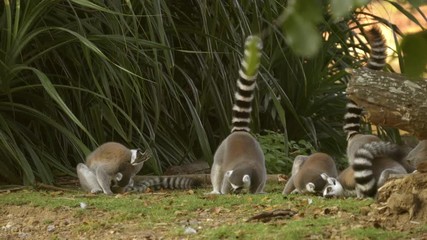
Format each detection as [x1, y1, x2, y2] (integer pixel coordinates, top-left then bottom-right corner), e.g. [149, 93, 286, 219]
[246, 209, 297, 222]
[347, 68, 427, 139]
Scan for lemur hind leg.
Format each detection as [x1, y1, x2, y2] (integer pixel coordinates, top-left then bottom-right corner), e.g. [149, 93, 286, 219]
[282, 175, 296, 195]
[377, 168, 408, 187]
[221, 170, 233, 194]
[208, 163, 223, 194]
[95, 167, 114, 195]
[76, 163, 102, 194]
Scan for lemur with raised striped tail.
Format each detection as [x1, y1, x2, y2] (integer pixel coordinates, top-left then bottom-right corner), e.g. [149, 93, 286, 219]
[324, 26, 414, 198]
[209, 35, 267, 194]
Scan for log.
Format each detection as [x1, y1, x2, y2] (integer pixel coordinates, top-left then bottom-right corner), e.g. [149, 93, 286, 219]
[346, 68, 427, 139]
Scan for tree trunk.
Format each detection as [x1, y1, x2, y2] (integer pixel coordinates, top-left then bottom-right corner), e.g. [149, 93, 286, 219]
[346, 68, 427, 140]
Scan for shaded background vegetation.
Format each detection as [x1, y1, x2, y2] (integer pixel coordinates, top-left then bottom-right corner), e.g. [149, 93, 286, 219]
[0, 0, 425, 185]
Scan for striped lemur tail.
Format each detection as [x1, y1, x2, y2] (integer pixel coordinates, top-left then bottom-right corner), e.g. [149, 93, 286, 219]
[231, 35, 262, 133]
[346, 26, 394, 197]
[365, 26, 387, 70]
[343, 26, 387, 140]
[125, 176, 201, 193]
[352, 141, 406, 197]
[343, 101, 363, 140]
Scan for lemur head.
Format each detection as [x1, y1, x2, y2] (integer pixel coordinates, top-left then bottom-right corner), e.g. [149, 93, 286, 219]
[113, 149, 151, 188]
[321, 173, 344, 198]
[226, 169, 251, 194]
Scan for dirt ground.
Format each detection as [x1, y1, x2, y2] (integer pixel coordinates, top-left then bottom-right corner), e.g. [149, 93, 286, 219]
[369, 171, 427, 231]
[1, 173, 427, 239]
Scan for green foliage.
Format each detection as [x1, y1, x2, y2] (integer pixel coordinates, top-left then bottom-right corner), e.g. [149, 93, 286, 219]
[280, 0, 323, 57]
[407, 0, 427, 8]
[331, 0, 371, 19]
[1, 0, 421, 184]
[348, 228, 408, 239]
[401, 30, 427, 78]
[257, 131, 315, 174]
[280, 0, 372, 57]
[383, 0, 427, 78]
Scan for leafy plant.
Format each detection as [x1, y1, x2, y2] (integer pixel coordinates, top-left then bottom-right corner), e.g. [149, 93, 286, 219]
[1, 0, 423, 184]
[257, 131, 315, 174]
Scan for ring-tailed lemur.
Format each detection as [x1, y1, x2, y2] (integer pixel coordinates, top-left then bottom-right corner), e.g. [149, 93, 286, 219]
[323, 141, 409, 198]
[324, 26, 414, 198]
[77, 142, 151, 195]
[209, 35, 267, 194]
[282, 153, 338, 195]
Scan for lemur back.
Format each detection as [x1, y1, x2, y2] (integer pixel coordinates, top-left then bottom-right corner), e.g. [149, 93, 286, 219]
[209, 35, 266, 194]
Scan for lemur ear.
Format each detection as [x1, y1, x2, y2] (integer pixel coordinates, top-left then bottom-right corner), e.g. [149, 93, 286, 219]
[306, 182, 316, 192]
[138, 149, 152, 163]
[242, 174, 250, 183]
[242, 175, 251, 188]
[321, 173, 338, 185]
[320, 173, 329, 181]
[130, 148, 151, 164]
[115, 172, 123, 181]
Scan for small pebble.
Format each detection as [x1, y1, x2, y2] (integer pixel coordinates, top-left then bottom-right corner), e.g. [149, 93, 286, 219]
[47, 224, 55, 232]
[184, 226, 197, 235]
[18, 232, 30, 239]
[5, 222, 14, 229]
[80, 202, 87, 209]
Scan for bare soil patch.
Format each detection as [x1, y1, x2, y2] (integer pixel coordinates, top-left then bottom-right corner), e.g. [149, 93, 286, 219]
[367, 172, 427, 233]
[1, 173, 427, 239]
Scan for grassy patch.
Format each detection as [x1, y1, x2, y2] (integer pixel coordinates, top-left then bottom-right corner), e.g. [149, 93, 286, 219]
[0, 187, 424, 239]
[348, 227, 408, 240]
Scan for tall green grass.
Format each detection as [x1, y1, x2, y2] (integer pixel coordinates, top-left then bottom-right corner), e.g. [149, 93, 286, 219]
[1, 0, 424, 184]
